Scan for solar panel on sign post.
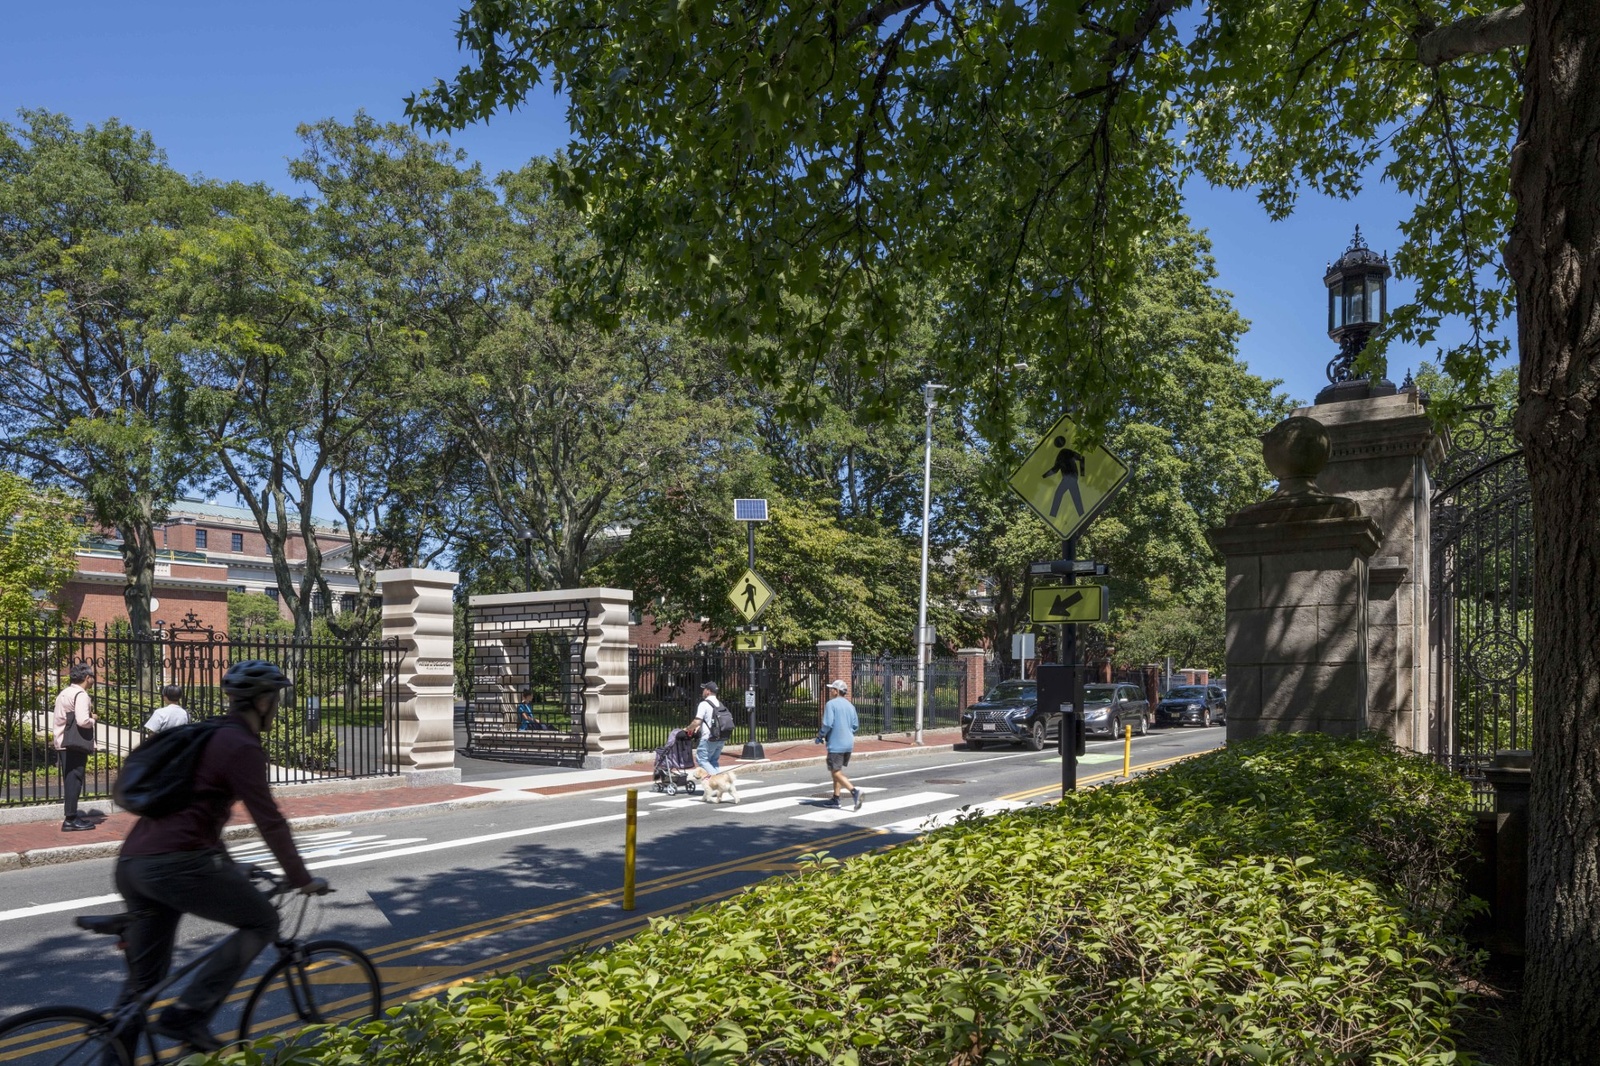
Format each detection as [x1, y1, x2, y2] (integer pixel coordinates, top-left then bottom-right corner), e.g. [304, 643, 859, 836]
[733, 499, 769, 522]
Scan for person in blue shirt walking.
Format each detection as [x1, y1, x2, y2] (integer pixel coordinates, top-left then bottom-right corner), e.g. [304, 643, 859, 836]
[817, 679, 861, 810]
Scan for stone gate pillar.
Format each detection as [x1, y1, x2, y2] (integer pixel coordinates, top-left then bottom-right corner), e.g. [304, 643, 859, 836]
[1295, 388, 1444, 751]
[379, 567, 461, 784]
[1208, 418, 1382, 739]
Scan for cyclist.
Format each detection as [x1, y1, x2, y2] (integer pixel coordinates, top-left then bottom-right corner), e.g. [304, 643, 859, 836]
[114, 660, 328, 1052]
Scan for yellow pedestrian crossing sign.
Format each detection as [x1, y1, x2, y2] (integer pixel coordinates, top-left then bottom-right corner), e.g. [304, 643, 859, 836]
[1031, 584, 1109, 624]
[733, 632, 767, 652]
[728, 568, 775, 622]
[1008, 415, 1131, 541]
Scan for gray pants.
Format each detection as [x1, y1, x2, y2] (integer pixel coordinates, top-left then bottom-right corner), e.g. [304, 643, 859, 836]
[114, 850, 279, 1018]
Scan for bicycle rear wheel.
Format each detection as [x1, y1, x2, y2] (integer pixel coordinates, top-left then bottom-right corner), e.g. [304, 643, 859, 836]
[236, 940, 382, 1045]
[0, 1006, 132, 1066]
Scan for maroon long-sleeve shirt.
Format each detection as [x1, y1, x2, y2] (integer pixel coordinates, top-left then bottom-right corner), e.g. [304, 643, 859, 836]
[121, 716, 312, 887]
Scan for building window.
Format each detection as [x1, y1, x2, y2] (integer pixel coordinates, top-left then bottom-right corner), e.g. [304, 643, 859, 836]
[340, 593, 357, 613]
[264, 587, 279, 601]
[231, 532, 244, 552]
[235, 586, 247, 594]
[311, 591, 327, 615]
[194, 528, 208, 548]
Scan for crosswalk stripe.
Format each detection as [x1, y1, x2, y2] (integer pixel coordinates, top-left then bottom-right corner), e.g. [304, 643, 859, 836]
[724, 785, 887, 814]
[595, 780, 821, 804]
[793, 791, 957, 823]
[875, 800, 1028, 834]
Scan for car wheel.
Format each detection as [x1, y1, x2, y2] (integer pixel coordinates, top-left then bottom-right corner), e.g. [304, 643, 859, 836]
[1137, 713, 1147, 737]
[1026, 719, 1047, 751]
[1201, 708, 1212, 728]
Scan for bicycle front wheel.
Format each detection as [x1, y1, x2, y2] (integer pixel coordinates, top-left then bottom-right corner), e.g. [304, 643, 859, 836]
[237, 940, 382, 1045]
[0, 1006, 132, 1066]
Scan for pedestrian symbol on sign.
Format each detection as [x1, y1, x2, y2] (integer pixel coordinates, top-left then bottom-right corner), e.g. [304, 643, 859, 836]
[1044, 437, 1086, 519]
[727, 568, 775, 622]
[1007, 415, 1131, 542]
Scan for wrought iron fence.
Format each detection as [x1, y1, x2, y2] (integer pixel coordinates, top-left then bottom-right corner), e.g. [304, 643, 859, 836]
[0, 613, 402, 807]
[849, 654, 968, 733]
[628, 646, 821, 752]
[1431, 404, 1533, 810]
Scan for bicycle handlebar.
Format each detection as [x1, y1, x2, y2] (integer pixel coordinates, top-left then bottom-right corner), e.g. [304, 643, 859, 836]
[244, 865, 333, 898]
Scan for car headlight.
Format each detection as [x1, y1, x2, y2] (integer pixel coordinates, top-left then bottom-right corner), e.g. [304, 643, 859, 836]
[1186, 703, 1202, 711]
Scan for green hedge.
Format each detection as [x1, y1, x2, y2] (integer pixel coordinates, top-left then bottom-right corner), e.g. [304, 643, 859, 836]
[232, 734, 1480, 1065]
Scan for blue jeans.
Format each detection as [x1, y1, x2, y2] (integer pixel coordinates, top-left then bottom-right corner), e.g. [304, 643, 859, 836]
[695, 736, 725, 773]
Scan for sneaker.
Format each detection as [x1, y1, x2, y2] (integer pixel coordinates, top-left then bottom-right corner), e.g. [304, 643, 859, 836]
[61, 817, 95, 832]
[851, 788, 862, 811]
[821, 796, 841, 808]
[150, 1007, 223, 1053]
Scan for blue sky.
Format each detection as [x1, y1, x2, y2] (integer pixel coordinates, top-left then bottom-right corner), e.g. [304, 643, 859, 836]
[2, 1, 1455, 408]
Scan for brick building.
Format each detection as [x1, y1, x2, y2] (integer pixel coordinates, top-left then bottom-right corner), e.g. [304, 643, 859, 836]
[58, 497, 369, 632]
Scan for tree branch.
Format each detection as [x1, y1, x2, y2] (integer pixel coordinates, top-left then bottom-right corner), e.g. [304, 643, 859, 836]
[843, 0, 924, 38]
[1416, 5, 1528, 67]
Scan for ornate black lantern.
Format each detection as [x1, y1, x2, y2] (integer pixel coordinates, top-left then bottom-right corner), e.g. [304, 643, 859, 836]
[1317, 226, 1396, 403]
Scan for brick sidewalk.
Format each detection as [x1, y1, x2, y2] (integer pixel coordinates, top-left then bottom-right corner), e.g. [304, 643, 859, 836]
[0, 728, 966, 869]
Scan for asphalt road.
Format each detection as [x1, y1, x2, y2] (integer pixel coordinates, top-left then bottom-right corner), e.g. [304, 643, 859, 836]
[0, 726, 1223, 1036]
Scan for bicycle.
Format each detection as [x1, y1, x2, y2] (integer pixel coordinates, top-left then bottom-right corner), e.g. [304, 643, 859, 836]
[0, 868, 382, 1066]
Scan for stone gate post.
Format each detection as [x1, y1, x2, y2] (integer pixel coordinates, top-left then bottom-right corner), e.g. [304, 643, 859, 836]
[379, 567, 461, 784]
[1207, 418, 1382, 739]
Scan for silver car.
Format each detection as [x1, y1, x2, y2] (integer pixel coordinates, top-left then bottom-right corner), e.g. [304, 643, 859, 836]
[1081, 683, 1150, 738]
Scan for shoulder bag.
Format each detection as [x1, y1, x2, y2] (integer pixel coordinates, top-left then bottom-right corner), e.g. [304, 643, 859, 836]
[63, 697, 96, 754]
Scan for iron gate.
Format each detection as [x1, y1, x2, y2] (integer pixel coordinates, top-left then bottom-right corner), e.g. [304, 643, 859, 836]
[463, 625, 589, 765]
[0, 612, 402, 807]
[1431, 403, 1533, 805]
[850, 654, 969, 733]
[628, 646, 820, 752]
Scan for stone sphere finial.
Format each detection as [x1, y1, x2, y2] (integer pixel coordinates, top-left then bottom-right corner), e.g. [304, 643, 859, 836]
[1262, 416, 1330, 495]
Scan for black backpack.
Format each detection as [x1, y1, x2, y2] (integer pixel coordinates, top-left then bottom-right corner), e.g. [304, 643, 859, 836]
[113, 718, 230, 818]
[707, 698, 736, 741]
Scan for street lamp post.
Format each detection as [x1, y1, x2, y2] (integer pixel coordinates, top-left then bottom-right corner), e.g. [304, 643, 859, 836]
[517, 531, 534, 590]
[914, 382, 947, 745]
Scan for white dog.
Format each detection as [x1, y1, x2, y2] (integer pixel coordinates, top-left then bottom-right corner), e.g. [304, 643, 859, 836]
[694, 766, 740, 804]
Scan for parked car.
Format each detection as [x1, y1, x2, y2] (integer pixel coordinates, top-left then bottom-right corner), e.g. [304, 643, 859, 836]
[1154, 684, 1227, 728]
[1082, 683, 1150, 738]
[961, 679, 1051, 750]
[961, 679, 1151, 750]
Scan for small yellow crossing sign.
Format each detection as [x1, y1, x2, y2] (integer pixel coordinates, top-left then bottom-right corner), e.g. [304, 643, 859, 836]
[1030, 584, 1110, 624]
[733, 632, 767, 652]
[728, 568, 775, 622]
[1008, 415, 1131, 542]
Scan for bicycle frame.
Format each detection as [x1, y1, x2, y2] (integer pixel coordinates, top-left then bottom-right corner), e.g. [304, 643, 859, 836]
[79, 876, 320, 1062]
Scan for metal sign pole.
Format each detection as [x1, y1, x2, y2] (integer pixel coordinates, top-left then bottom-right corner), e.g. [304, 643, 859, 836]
[1060, 536, 1080, 795]
[741, 521, 765, 760]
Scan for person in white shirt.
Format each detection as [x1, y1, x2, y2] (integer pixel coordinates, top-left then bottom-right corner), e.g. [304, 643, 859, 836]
[144, 684, 191, 734]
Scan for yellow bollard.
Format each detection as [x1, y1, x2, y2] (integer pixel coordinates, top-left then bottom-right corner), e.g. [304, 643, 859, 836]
[623, 788, 638, 911]
[1123, 724, 1132, 778]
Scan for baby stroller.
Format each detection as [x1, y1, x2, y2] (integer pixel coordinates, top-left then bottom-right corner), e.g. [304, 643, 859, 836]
[653, 728, 701, 795]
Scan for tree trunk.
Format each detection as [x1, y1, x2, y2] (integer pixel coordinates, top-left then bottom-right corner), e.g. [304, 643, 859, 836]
[1506, 3, 1600, 1060]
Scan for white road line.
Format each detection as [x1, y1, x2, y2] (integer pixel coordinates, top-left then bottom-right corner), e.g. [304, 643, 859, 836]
[595, 781, 821, 804]
[875, 800, 1028, 834]
[0, 894, 124, 924]
[0, 812, 643, 924]
[726, 786, 887, 814]
[793, 791, 957, 823]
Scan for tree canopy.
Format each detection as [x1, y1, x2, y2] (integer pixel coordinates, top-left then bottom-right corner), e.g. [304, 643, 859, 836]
[0, 472, 80, 625]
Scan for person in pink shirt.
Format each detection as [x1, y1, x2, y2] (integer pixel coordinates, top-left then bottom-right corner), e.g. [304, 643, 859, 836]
[51, 662, 97, 832]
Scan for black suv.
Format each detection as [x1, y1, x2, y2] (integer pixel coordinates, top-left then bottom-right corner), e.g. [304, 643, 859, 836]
[1154, 684, 1227, 728]
[961, 679, 1055, 750]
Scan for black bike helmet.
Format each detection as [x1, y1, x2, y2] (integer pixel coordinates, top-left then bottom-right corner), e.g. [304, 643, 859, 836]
[221, 660, 293, 700]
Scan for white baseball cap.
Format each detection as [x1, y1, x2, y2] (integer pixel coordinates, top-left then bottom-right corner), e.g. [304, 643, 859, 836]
[826, 679, 848, 692]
